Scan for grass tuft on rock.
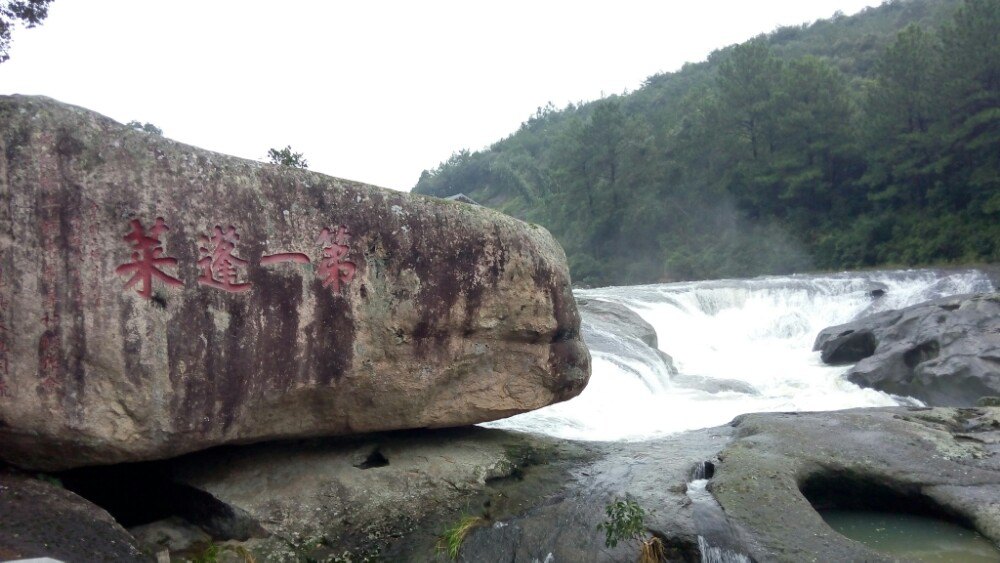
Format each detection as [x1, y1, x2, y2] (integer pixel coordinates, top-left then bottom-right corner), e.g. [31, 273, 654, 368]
[437, 515, 487, 560]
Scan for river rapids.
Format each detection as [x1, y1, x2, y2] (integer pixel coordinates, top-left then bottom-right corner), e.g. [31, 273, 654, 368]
[485, 269, 995, 441]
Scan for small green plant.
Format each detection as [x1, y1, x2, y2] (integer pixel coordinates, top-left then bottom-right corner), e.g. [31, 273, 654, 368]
[597, 497, 665, 562]
[191, 543, 220, 563]
[267, 145, 309, 168]
[437, 515, 486, 560]
[598, 497, 645, 548]
[35, 473, 63, 488]
[126, 120, 163, 135]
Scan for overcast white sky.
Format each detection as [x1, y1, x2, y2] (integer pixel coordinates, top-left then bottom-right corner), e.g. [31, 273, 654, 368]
[1, 1, 882, 191]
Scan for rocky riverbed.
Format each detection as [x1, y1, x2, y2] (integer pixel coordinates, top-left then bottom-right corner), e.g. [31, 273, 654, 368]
[8, 404, 998, 562]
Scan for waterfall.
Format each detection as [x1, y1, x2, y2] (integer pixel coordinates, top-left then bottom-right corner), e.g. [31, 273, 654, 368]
[687, 465, 752, 563]
[697, 536, 752, 563]
[484, 269, 994, 441]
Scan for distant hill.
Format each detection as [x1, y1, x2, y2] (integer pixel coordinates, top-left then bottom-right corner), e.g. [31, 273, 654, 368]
[412, 0, 998, 286]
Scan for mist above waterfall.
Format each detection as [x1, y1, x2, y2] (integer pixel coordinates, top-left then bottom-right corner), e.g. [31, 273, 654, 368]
[485, 269, 995, 441]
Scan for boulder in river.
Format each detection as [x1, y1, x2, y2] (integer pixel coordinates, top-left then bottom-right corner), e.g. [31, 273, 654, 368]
[814, 293, 1000, 406]
[577, 297, 676, 382]
[577, 298, 658, 349]
[0, 95, 589, 470]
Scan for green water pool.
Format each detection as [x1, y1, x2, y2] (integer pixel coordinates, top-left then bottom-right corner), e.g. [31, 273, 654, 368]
[820, 509, 1000, 562]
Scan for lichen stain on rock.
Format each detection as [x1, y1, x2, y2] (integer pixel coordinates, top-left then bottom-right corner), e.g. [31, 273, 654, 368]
[306, 277, 355, 387]
[250, 266, 303, 392]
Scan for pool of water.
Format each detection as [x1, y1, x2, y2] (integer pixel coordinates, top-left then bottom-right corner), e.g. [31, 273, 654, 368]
[820, 509, 1000, 562]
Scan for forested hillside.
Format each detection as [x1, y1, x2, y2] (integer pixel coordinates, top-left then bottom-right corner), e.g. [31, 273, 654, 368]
[413, 0, 999, 286]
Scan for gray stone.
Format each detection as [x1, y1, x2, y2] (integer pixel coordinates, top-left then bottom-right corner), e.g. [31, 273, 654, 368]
[578, 298, 658, 349]
[0, 95, 589, 470]
[0, 470, 149, 561]
[712, 407, 1000, 562]
[814, 293, 1000, 406]
[671, 374, 759, 395]
[167, 428, 595, 561]
[128, 517, 211, 554]
[443, 193, 480, 205]
[577, 297, 675, 385]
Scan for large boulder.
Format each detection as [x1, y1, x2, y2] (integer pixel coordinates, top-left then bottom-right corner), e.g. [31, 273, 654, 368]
[0, 95, 589, 470]
[814, 293, 1000, 406]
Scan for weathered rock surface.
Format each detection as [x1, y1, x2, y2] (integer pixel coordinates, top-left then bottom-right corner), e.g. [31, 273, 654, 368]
[163, 426, 723, 562]
[165, 428, 592, 561]
[0, 95, 589, 470]
[53, 407, 992, 561]
[713, 407, 1000, 562]
[814, 293, 1000, 406]
[162, 407, 1000, 562]
[455, 407, 1000, 562]
[0, 469, 149, 561]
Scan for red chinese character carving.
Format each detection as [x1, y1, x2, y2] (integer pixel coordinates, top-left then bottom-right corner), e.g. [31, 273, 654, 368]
[198, 225, 252, 293]
[0, 379, 8, 398]
[316, 226, 356, 294]
[261, 252, 311, 266]
[115, 218, 183, 299]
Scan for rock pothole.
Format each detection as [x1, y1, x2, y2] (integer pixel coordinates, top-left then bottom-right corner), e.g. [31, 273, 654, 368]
[801, 471, 1000, 561]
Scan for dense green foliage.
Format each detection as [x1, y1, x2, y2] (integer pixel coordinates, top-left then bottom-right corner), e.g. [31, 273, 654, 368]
[597, 497, 646, 549]
[0, 0, 52, 63]
[413, 0, 999, 286]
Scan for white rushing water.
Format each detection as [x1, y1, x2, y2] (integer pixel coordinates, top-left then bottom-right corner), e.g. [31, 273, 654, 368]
[485, 269, 995, 441]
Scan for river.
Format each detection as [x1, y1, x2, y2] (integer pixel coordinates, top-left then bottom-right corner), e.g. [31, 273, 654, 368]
[485, 269, 995, 441]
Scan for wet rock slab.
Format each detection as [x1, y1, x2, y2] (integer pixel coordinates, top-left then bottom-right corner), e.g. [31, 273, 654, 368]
[0, 95, 589, 470]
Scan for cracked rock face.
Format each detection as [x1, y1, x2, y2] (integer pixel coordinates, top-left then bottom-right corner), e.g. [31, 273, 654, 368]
[0, 95, 589, 470]
[814, 293, 1000, 406]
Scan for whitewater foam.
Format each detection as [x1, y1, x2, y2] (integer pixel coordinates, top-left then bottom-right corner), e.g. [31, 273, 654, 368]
[484, 269, 994, 441]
